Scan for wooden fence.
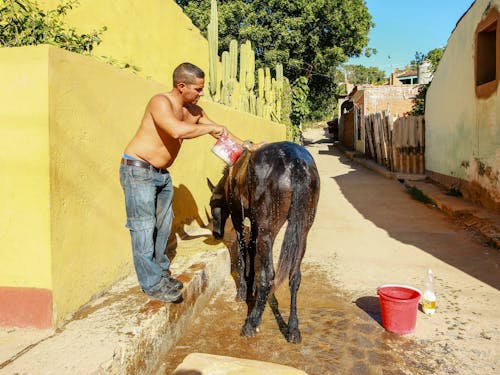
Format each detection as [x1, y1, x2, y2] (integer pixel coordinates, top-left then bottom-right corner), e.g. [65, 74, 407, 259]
[364, 112, 425, 175]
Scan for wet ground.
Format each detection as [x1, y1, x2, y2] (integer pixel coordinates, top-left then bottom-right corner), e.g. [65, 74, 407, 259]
[155, 128, 499, 374]
[156, 263, 451, 375]
[156, 220, 457, 375]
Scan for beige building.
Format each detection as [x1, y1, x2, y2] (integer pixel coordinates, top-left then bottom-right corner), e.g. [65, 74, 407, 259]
[340, 85, 419, 152]
[426, 0, 500, 210]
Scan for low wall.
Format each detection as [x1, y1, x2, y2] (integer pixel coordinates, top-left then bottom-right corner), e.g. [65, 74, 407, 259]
[0, 45, 285, 328]
[40, 0, 210, 87]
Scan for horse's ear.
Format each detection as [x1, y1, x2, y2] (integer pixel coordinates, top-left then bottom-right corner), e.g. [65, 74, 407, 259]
[207, 178, 215, 192]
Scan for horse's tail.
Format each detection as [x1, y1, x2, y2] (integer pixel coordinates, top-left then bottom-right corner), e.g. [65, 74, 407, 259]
[272, 159, 318, 293]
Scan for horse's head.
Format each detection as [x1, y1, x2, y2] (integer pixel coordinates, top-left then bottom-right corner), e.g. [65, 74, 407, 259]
[207, 173, 230, 239]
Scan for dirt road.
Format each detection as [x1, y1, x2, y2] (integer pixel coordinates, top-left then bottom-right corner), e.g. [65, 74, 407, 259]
[160, 127, 500, 374]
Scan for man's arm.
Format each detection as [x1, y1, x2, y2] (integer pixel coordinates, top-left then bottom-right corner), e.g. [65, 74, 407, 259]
[198, 110, 268, 151]
[150, 95, 227, 139]
[197, 110, 244, 143]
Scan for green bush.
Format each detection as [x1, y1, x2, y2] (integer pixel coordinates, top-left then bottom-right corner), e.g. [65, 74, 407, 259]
[0, 0, 105, 54]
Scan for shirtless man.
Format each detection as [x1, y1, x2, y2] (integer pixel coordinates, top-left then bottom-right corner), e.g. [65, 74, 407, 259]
[120, 62, 247, 303]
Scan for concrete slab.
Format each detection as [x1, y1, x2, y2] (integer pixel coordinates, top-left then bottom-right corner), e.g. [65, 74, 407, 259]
[172, 353, 308, 375]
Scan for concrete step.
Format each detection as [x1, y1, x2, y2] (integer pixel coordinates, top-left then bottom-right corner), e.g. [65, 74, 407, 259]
[173, 353, 307, 374]
[0, 237, 230, 374]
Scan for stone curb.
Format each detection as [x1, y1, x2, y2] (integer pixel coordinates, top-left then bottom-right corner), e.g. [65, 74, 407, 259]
[0, 247, 230, 375]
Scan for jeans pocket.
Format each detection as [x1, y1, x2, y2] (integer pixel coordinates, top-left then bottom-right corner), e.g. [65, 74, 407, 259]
[126, 217, 155, 231]
[131, 166, 152, 182]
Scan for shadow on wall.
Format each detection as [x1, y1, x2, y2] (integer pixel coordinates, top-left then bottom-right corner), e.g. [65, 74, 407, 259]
[317, 144, 500, 291]
[171, 184, 207, 238]
[167, 183, 220, 261]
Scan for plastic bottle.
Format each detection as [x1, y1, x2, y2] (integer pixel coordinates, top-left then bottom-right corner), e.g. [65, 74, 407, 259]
[422, 269, 436, 315]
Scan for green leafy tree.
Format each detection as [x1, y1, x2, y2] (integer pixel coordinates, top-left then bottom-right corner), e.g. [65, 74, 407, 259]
[0, 0, 105, 54]
[409, 51, 426, 70]
[425, 47, 444, 73]
[409, 82, 429, 116]
[343, 64, 387, 85]
[412, 48, 444, 73]
[288, 76, 309, 141]
[176, 0, 374, 120]
[290, 76, 309, 126]
[409, 47, 444, 115]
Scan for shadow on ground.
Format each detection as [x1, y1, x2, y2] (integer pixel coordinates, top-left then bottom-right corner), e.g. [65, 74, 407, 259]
[306, 134, 500, 290]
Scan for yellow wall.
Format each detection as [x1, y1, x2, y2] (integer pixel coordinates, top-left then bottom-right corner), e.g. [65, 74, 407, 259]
[426, 0, 500, 205]
[0, 45, 285, 325]
[40, 0, 209, 87]
[0, 46, 52, 290]
[2, 0, 285, 326]
[47, 46, 156, 321]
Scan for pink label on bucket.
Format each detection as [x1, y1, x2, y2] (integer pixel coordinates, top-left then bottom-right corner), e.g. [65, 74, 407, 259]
[211, 135, 244, 165]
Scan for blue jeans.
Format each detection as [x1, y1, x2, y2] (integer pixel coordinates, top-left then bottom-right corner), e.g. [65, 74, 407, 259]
[119, 163, 174, 293]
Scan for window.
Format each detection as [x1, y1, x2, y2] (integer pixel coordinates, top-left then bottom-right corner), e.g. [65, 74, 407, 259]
[475, 8, 500, 98]
[476, 21, 496, 85]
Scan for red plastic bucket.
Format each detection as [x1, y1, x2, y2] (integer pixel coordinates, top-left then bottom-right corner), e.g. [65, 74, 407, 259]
[377, 284, 421, 334]
[211, 134, 244, 166]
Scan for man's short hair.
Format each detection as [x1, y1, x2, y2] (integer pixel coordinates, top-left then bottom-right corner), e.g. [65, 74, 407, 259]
[173, 63, 205, 85]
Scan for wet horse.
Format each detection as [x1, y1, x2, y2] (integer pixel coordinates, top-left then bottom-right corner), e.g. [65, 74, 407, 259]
[208, 141, 320, 343]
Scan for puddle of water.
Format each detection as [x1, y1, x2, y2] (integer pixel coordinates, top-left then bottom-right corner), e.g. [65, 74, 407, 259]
[156, 266, 440, 375]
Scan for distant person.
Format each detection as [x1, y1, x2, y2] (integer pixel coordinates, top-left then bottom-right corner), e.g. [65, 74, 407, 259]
[120, 62, 257, 303]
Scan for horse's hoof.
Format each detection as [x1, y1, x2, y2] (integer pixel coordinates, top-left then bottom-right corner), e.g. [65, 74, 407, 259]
[287, 329, 302, 343]
[240, 323, 257, 337]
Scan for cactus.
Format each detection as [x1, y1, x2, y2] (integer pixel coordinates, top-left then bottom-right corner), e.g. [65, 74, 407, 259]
[249, 93, 257, 115]
[207, 0, 218, 99]
[275, 63, 284, 121]
[264, 67, 272, 103]
[239, 41, 249, 111]
[216, 36, 290, 123]
[229, 39, 238, 81]
[221, 51, 230, 105]
[268, 77, 276, 119]
[219, 40, 239, 107]
[256, 97, 264, 117]
[276, 63, 283, 84]
[281, 77, 292, 125]
[231, 80, 239, 109]
[244, 41, 255, 91]
[257, 68, 265, 100]
[239, 40, 256, 113]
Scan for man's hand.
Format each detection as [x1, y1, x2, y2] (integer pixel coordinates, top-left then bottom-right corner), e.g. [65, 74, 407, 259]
[210, 124, 228, 138]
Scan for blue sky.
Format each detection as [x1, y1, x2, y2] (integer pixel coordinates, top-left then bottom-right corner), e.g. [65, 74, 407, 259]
[348, 0, 475, 75]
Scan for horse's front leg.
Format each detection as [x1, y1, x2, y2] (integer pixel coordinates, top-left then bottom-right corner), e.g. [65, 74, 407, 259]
[241, 231, 274, 337]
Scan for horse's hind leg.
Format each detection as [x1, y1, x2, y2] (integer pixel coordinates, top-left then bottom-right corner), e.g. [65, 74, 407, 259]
[241, 231, 275, 337]
[286, 233, 308, 343]
[287, 267, 302, 343]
